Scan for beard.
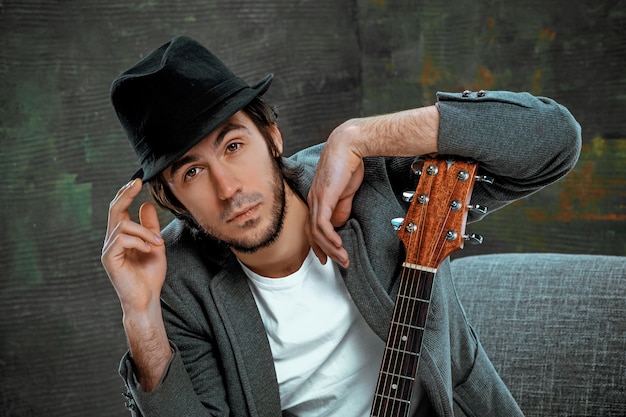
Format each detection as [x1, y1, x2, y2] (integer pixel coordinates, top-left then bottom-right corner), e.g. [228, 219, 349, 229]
[193, 158, 287, 254]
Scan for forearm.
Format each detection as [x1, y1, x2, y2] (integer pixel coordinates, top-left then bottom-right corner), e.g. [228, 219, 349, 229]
[328, 105, 440, 158]
[123, 300, 172, 392]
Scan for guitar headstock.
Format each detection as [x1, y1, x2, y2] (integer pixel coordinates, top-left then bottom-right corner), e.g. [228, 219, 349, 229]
[395, 157, 482, 270]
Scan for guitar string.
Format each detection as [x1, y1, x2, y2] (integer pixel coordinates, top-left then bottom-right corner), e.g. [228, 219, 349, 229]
[389, 167, 435, 417]
[373, 162, 472, 417]
[393, 164, 434, 417]
[389, 163, 467, 416]
[382, 238, 424, 416]
[374, 231, 422, 415]
[388, 164, 459, 417]
[373, 267, 409, 416]
[372, 171, 431, 417]
[394, 160, 438, 414]
[392, 168, 434, 417]
[377, 165, 433, 417]
[428, 169, 462, 270]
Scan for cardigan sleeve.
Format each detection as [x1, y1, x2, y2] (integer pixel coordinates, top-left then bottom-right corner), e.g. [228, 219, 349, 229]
[435, 90, 581, 221]
[119, 343, 224, 417]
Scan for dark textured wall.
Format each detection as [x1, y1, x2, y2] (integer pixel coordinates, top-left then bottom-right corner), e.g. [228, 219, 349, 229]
[0, 1, 624, 416]
[355, 0, 626, 257]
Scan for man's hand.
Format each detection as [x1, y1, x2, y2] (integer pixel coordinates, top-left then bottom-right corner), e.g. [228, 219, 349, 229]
[102, 179, 166, 312]
[307, 106, 440, 268]
[101, 179, 171, 391]
[307, 123, 365, 268]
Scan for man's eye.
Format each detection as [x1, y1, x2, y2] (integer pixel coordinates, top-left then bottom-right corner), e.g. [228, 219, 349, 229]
[184, 167, 201, 180]
[226, 142, 241, 152]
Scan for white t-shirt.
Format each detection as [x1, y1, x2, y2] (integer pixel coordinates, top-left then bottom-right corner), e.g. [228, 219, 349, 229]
[241, 250, 423, 417]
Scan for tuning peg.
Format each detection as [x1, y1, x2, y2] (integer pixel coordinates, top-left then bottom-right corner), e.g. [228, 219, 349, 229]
[468, 204, 488, 215]
[391, 218, 404, 231]
[475, 175, 494, 184]
[463, 233, 484, 245]
[402, 191, 415, 202]
[411, 159, 424, 176]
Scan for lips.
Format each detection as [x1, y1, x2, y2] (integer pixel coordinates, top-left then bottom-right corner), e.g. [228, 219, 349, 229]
[226, 203, 261, 223]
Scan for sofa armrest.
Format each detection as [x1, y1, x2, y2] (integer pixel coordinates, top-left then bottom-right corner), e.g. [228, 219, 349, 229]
[450, 253, 626, 417]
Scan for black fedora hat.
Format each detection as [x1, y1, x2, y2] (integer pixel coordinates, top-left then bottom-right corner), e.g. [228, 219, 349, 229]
[111, 35, 273, 182]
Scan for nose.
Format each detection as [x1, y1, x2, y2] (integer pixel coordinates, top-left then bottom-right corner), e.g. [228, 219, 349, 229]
[211, 161, 242, 200]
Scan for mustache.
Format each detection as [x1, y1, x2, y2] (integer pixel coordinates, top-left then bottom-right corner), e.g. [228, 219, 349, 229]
[219, 192, 263, 221]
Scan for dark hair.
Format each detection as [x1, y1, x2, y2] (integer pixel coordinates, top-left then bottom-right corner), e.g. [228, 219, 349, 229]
[148, 97, 289, 226]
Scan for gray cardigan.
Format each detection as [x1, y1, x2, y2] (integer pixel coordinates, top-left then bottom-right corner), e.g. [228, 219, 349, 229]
[119, 91, 581, 417]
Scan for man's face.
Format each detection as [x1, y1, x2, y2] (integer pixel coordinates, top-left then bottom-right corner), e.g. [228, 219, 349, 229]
[164, 111, 286, 253]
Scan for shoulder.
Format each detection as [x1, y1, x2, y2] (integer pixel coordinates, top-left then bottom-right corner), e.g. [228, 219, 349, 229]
[161, 219, 230, 280]
[288, 142, 325, 164]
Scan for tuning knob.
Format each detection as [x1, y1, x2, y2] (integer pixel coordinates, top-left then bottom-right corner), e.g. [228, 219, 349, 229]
[402, 191, 415, 202]
[411, 159, 424, 176]
[391, 218, 404, 231]
[475, 175, 494, 184]
[468, 204, 488, 215]
[463, 233, 484, 245]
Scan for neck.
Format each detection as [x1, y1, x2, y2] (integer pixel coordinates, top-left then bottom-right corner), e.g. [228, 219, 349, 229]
[233, 184, 310, 278]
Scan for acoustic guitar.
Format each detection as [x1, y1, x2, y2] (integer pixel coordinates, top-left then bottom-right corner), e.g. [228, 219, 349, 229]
[370, 156, 488, 417]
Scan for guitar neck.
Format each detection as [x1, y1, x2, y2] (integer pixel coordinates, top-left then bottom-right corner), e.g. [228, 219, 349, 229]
[370, 156, 481, 417]
[370, 266, 435, 417]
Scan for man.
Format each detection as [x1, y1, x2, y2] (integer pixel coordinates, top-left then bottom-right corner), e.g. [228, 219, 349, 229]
[102, 35, 581, 416]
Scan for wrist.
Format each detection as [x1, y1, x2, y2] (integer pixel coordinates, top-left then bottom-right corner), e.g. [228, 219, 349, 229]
[122, 298, 165, 335]
[120, 291, 162, 317]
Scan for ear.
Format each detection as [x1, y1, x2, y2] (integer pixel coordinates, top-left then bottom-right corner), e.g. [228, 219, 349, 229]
[268, 124, 283, 157]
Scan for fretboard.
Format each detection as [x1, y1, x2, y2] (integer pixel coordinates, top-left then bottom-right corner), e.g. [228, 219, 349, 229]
[370, 267, 435, 417]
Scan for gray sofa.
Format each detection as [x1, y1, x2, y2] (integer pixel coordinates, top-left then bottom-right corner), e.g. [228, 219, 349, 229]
[450, 253, 626, 417]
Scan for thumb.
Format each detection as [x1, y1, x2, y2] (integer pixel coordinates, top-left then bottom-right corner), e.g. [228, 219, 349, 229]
[139, 202, 162, 236]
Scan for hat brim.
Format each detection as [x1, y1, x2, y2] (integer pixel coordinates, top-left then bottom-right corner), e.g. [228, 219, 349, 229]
[131, 73, 273, 182]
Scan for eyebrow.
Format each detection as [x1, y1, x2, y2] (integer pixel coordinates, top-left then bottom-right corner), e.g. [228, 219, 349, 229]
[168, 154, 200, 180]
[168, 123, 249, 180]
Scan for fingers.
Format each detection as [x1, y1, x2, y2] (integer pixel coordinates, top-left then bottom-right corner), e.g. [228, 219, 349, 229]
[103, 180, 164, 264]
[102, 218, 161, 258]
[307, 194, 350, 268]
[106, 179, 143, 238]
[102, 228, 153, 261]
[305, 221, 327, 265]
[307, 154, 364, 269]
[139, 202, 162, 236]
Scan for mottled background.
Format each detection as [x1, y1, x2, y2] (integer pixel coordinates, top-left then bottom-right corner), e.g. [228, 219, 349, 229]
[0, 0, 624, 416]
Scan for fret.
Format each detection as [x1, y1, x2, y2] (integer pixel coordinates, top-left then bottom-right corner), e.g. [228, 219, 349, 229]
[398, 269, 434, 300]
[370, 396, 410, 417]
[385, 346, 419, 356]
[378, 371, 416, 382]
[390, 306, 429, 329]
[371, 374, 415, 416]
[381, 351, 421, 379]
[374, 375, 415, 400]
[384, 330, 424, 350]
[381, 349, 420, 362]
[373, 395, 411, 404]
[396, 294, 430, 304]
[389, 322, 425, 332]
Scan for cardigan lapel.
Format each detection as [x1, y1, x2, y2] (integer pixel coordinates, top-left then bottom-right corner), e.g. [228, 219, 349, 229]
[210, 254, 282, 417]
[336, 219, 395, 341]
